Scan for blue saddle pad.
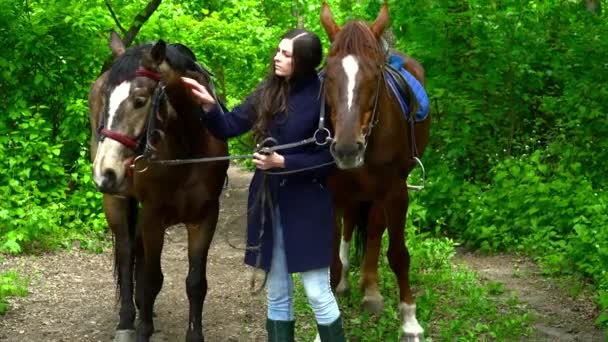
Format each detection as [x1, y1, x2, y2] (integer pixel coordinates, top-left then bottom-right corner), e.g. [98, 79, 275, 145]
[385, 54, 429, 122]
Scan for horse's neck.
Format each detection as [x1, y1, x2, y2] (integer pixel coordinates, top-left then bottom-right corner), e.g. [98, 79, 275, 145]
[377, 87, 407, 135]
[167, 111, 205, 154]
[366, 88, 410, 165]
[158, 88, 205, 159]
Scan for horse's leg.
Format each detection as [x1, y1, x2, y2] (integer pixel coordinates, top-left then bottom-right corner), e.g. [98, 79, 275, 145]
[134, 225, 144, 313]
[336, 202, 357, 295]
[360, 204, 385, 314]
[386, 183, 423, 342]
[135, 209, 165, 342]
[104, 195, 138, 342]
[184, 200, 219, 342]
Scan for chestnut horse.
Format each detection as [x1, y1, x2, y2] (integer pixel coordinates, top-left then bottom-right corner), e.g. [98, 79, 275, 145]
[321, 2, 431, 341]
[89, 32, 228, 342]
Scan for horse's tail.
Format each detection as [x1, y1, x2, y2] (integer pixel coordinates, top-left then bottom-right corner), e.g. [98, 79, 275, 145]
[113, 196, 139, 300]
[352, 201, 372, 267]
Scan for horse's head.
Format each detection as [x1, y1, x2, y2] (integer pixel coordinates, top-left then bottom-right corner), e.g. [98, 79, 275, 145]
[92, 32, 162, 193]
[92, 32, 210, 194]
[320, 2, 390, 169]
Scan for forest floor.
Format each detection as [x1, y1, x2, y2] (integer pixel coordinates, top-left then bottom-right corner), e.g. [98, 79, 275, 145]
[0, 166, 604, 341]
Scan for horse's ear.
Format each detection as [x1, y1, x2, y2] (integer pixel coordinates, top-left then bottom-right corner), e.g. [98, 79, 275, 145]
[151, 40, 167, 65]
[320, 1, 340, 42]
[370, 2, 390, 39]
[109, 30, 125, 59]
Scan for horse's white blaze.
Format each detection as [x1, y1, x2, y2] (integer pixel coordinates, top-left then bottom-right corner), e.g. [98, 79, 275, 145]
[337, 239, 350, 290]
[92, 81, 132, 189]
[107, 81, 131, 129]
[400, 303, 424, 337]
[342, 55, 359, 111]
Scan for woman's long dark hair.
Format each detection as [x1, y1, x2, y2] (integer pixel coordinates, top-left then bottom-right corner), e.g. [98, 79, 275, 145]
[252, 29, 322, 141]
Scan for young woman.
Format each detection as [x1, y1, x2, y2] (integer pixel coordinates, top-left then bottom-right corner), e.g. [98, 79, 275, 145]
[182, 29, 345, 342]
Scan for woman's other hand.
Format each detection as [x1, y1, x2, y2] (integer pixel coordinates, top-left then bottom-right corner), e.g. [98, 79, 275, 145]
[253, 152, 285, 170]
[181, 77, 217, 111]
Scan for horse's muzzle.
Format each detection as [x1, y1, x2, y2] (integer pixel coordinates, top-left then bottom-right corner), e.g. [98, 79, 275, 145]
[330, 140, 365, 169]
[94, 168, 119, 193]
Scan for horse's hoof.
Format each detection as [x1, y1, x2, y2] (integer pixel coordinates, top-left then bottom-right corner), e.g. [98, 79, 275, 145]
[362, 295, 384, 314]
[400, 333, 423, 342]
[186, 329, 204, 342]
[114, 329, 136, 342]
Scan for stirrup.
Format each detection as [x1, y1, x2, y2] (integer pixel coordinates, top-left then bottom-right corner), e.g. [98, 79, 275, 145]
[407, 157, 426, 191]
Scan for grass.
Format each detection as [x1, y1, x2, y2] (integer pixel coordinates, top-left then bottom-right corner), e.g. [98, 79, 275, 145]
[290, 218, 533, 341]
[0, 269, 28, 315]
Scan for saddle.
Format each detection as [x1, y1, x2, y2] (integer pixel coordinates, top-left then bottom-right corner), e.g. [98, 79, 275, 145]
[383, 53, 429, 122]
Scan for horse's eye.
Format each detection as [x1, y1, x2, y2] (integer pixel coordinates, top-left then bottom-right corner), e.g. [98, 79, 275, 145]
[133, 96, 147, 109]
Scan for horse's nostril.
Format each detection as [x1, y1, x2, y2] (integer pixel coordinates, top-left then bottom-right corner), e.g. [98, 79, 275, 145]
[104, 169, 117, 184]
[98, 168, 118, 191]
[356, 141, 365, 153]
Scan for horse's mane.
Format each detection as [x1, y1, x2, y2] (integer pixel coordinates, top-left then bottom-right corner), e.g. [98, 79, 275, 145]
[329, 21, 383, 62]
[107, 42, 211, 87]
[107, 43, 153, 86]
[165, 43, 213, 78]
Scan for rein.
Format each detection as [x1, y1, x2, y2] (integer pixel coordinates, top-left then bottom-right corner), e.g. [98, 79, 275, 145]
[128, 73, 335, 175]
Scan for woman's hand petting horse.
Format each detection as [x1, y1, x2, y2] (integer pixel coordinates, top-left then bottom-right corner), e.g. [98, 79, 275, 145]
[182, 76, 216, 112]
[182, 76, 285, 170]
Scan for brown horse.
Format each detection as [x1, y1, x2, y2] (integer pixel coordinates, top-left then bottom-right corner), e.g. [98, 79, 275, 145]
[321, 2, 431, 341]
[89, 31, 228, 342]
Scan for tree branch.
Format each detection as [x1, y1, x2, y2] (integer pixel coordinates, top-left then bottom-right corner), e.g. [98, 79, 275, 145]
[105, 0, 127, 35]
[123, 0, 163, 47]
[98, 0, 162, 75]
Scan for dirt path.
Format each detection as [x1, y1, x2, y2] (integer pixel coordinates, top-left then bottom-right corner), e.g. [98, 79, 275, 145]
[0, 166, 266, 342]
[454, 250, 605, 341]
[1, 166, 606, 341]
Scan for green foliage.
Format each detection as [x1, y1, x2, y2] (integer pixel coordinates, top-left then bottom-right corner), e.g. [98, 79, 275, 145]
[418, 150, 608, 324]
[0, 270, 28, 315]
[0, 0, 110, 253]
[390, 0, 608, 325]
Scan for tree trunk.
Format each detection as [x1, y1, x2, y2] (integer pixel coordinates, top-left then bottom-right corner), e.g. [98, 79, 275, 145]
[584, 0, 601, 15]
[292, 0, 304, 28]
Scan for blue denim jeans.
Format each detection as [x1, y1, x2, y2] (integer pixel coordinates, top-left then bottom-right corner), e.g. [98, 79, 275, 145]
[266, 208, 340, 324]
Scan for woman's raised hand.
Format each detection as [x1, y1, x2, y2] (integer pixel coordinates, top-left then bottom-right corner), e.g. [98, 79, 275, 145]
[181, 77, 217, 111]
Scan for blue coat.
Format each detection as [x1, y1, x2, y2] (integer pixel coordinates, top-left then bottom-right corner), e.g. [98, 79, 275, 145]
[202, 73, 335, 273]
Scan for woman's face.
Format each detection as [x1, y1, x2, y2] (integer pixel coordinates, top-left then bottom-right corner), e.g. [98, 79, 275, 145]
[274, 39, 294, 78]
